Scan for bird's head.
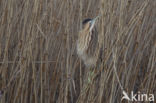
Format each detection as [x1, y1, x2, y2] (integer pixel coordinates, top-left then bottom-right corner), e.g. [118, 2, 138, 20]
[82, 16, 100, 32]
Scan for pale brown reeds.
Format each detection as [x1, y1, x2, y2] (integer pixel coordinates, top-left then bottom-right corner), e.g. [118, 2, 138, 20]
[0, 0, 155, 103]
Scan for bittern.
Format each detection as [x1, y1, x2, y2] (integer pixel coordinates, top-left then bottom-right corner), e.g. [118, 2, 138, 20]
[77, 16, 100, 67]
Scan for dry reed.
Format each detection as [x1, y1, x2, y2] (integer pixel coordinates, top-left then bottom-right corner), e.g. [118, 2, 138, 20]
[0, 0, 155, 103]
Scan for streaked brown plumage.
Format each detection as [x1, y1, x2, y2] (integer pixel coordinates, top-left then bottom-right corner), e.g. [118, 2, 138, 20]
[77, 16, 99, 67]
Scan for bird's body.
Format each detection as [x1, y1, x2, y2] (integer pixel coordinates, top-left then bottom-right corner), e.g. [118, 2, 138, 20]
[77, 17, 99, 67]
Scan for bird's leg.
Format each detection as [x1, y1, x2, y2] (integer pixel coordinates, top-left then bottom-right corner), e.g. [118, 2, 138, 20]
[87, 67, 96, 84]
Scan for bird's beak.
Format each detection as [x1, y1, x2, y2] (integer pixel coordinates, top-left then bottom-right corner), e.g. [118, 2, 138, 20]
[93, 15, 100, 21]
[89, 16, 100, 31]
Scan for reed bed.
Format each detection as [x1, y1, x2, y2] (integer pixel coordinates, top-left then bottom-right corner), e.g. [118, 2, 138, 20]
[0, 0, 155, 103]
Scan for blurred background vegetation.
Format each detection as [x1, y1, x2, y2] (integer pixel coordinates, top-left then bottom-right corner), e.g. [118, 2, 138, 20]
[0, 0, 155, 103]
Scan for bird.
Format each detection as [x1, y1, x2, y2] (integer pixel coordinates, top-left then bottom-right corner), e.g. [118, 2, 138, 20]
[77, 16, 100, 67]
